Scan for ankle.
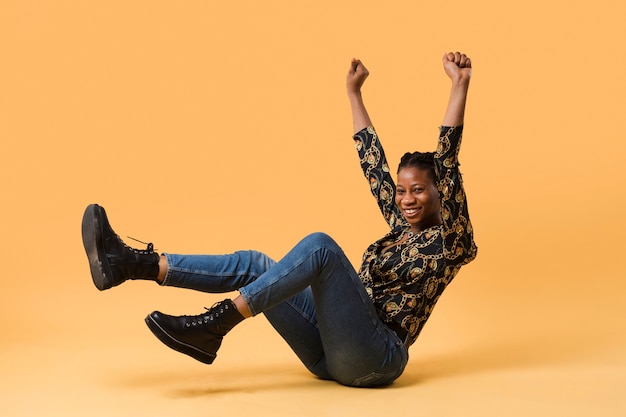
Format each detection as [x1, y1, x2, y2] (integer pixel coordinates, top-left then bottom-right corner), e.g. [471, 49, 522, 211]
[155, 254, 167, 284]
[233, 295, 252, 319]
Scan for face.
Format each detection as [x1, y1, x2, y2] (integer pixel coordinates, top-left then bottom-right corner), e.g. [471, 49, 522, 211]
[395, 167, 442, 233]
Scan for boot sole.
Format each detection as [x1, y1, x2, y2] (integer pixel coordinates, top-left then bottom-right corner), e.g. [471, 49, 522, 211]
[145, 314, 217, 364]
[81, 204, 113, 291]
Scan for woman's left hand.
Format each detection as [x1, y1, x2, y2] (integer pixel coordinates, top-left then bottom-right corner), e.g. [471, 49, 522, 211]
[442, 52, 472, 84]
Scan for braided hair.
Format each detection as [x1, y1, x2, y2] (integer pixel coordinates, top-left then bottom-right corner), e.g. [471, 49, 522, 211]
[397, 151, 436, 182]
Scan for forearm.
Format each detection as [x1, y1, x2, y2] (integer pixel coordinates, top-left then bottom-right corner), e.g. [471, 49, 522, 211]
[348, 91, 373, 134]
[442, 79, 470, 127]
[354, 126, 399, 228]
[435, 126, 476, 263]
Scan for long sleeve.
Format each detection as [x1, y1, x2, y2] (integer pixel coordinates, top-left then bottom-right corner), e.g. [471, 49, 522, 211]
[435, 125, 477, 265]
[353, 126, 404, 229]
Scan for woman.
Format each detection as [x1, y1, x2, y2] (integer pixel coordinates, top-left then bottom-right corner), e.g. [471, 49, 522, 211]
[82, 52, 477, 387]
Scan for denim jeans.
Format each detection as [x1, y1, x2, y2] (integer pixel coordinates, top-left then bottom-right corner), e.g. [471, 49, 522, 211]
[161, 232, 408, 387]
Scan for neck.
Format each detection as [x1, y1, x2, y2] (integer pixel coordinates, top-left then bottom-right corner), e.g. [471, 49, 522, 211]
[410, 218, 442, 234]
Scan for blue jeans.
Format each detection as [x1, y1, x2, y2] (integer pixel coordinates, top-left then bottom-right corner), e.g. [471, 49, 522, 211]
[161, 232, 408, 387]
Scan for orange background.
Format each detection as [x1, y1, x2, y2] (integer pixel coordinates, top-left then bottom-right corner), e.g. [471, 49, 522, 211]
[1, 1, 625, 416]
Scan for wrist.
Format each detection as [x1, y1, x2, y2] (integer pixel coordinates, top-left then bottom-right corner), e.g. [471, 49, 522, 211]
[449, 80, 470, 99]
[450, 76, 470, 89]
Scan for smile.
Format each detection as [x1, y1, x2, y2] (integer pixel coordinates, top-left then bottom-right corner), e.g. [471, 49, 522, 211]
[404, 208, 421, 216]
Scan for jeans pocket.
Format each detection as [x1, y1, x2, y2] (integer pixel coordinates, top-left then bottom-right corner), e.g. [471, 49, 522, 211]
[350, 369, 403, 388]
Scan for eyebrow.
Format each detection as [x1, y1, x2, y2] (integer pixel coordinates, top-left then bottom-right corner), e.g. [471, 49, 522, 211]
[397, 183, 426, 189]
[400, 182, 426, 186]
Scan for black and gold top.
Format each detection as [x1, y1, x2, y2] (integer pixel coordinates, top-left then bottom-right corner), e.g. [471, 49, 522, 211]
[354, 125, 477, 347]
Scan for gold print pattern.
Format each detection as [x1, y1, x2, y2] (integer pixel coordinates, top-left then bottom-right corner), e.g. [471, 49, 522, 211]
[370, 177, 379, 190]
[353, 125, 477, 346]
[384, 301, 401, 314]
[388, 213, 397, 228]
[410, 267, 423, 278]
[380, 182, 394, 206]
[442, 206, 451, 221]
[425, 278, 439, 298]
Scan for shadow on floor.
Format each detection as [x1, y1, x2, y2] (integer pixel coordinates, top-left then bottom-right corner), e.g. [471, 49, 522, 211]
[105, 326, 618, 394]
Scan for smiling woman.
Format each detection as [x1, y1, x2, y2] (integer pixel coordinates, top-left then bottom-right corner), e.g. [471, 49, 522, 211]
[396, 162, 442, 234]
[81, 52, 477, 388]
[348, 53, 476, 348]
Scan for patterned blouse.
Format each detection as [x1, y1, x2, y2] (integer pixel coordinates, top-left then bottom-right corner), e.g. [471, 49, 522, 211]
[354, 125, 477, 347]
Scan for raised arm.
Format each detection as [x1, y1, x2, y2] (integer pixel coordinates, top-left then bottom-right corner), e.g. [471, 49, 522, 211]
[436, 52, 477, 265]
[347, 58, 373, 133]
[441, 52, 472, 127]
[348, 59, 403, 228]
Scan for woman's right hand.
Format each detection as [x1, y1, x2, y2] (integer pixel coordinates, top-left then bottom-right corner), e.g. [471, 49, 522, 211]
[347, 58, 373, 132]
[346, 58, 369, 95]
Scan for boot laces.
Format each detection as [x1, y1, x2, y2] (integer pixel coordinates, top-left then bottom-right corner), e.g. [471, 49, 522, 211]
[125, 236, 156, 254]
[184, 301, 230, 327]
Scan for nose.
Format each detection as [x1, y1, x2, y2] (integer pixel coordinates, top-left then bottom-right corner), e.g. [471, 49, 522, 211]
[402, 194, 416, 205]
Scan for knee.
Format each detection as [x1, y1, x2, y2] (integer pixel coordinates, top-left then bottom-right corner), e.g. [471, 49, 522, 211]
[303, 232, 340, 251]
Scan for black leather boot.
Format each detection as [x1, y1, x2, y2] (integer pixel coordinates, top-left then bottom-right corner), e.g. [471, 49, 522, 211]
[81, 204, 160, 291]
[145, 299, 245, 364]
